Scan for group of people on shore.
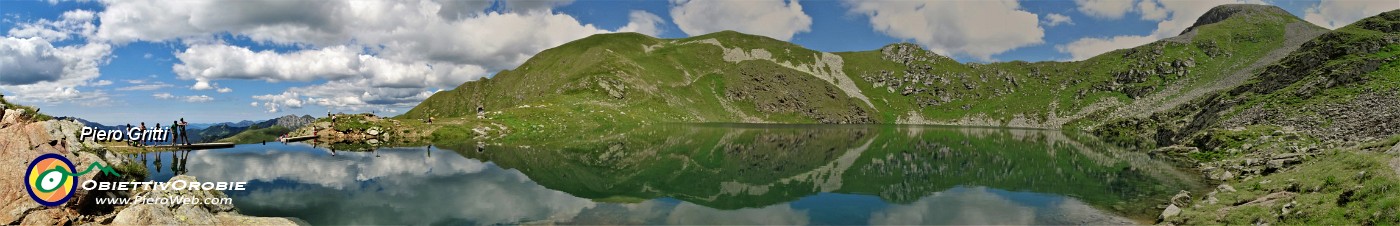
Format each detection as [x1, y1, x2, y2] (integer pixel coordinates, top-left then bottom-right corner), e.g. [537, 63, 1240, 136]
[125, 118, 191, 147]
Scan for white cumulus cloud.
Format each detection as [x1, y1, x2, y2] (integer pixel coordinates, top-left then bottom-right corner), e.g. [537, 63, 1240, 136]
[0, 8, 116, 106]
[1304, 0, 1399, 29]
[91, 0, 659, 112]
[845, 0, 1045, 61]
[617, 10, 666, 36]
[1076, 0, 1136, 20]
[252, 91, 305, 113]
[0, 37, 71, 85]
[183, 95, 213, 103]
[1056, 35, 1158, 60]
[1043, 13, 1075, 27]
[7, 9, 97, 42]
[0, 36, 112, 104]
[1137, 0, 1169, 20]
[670, 0, 812, 41]
[173, 45, 365, 83]
[152, 92, 174, 99]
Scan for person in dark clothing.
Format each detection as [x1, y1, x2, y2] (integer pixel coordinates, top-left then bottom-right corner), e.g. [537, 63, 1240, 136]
[170, 121, 179, 146]
[179, 118, 190, 145]
[125, 124, 133, 146]
[138, 122, 147, 147]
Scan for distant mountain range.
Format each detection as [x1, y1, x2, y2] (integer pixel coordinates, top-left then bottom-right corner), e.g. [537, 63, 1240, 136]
[54, 116, 122, 131]
[187, 120, 259, 129]
[194, 114, 317, 143]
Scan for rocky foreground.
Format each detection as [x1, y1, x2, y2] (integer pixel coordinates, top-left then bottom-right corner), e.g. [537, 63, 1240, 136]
[0, 104, 301, 225]
[1127, 9, 1400, 225]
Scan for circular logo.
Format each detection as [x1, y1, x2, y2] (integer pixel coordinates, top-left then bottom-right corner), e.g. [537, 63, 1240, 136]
[25, 153, 77, 206]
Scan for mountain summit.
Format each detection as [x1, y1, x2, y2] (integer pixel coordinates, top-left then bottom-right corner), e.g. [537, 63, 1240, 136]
[1182, 4, 1296, 34]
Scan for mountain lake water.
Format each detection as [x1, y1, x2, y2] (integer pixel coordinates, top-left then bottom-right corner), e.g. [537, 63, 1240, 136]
[131, 124, 1203, 225]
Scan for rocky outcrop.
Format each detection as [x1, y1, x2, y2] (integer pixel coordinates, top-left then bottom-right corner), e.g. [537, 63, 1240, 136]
[1216, 10, 1400, 144]
[0, 115, 121, 225]
[724, 61, 874, 124]
[1225, 92, 1400, 143]
[1144, 90, 1400, 226]
[111, 175, 301, 225]
[290, 113, 434, 148]
[1097, 9, 1398, 150]
[1158, 204, 1182, 222]
[270, 115, 316, 130]
[880, 43, 948, 64]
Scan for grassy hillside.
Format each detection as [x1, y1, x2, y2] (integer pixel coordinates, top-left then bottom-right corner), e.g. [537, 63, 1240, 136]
[402, 4, 1322, 141]
[217, 125, 291, 144]
[191, 124, 247, 143]
[1092, 9, 1400, 224]
[1096, 9, 1399, 150]
[214, 115, 317, 144]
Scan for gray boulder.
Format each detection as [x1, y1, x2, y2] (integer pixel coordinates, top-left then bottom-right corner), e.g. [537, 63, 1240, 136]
[1159, 204, 1182, 222]
[1169, 190, 1192, 207]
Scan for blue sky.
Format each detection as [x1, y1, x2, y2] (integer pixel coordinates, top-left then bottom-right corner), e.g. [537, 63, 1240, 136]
[0, 0, 1395, 125]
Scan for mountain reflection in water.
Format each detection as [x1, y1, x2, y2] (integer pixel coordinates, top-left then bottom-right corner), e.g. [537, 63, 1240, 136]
[134, 124, 1201, 225]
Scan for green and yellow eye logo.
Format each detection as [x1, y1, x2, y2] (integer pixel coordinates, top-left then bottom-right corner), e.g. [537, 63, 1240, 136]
[25, 153, 119, 206]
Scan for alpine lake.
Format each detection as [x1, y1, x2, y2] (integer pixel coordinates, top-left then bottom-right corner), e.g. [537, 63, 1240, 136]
[132, 124, 1205, 225]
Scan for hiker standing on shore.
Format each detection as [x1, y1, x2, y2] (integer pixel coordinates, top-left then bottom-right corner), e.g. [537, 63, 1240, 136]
[155, 123, 162, 145]
[125, 124, 133, 146]
[138, 122, 147, 147]
[170, 120, 180, 146]
[179, 118, 190, 145]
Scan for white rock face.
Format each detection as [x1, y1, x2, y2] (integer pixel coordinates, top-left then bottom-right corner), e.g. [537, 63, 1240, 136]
[690, 38, 874, 108]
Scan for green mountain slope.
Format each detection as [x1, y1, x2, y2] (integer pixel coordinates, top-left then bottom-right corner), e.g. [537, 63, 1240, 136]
[213, 114, 317, 144]
[1093, 9, 1400, 224]
[402, 4, 1323, 137]
[1098, 9, 1400, 149]
[217, 125, 291, 144]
